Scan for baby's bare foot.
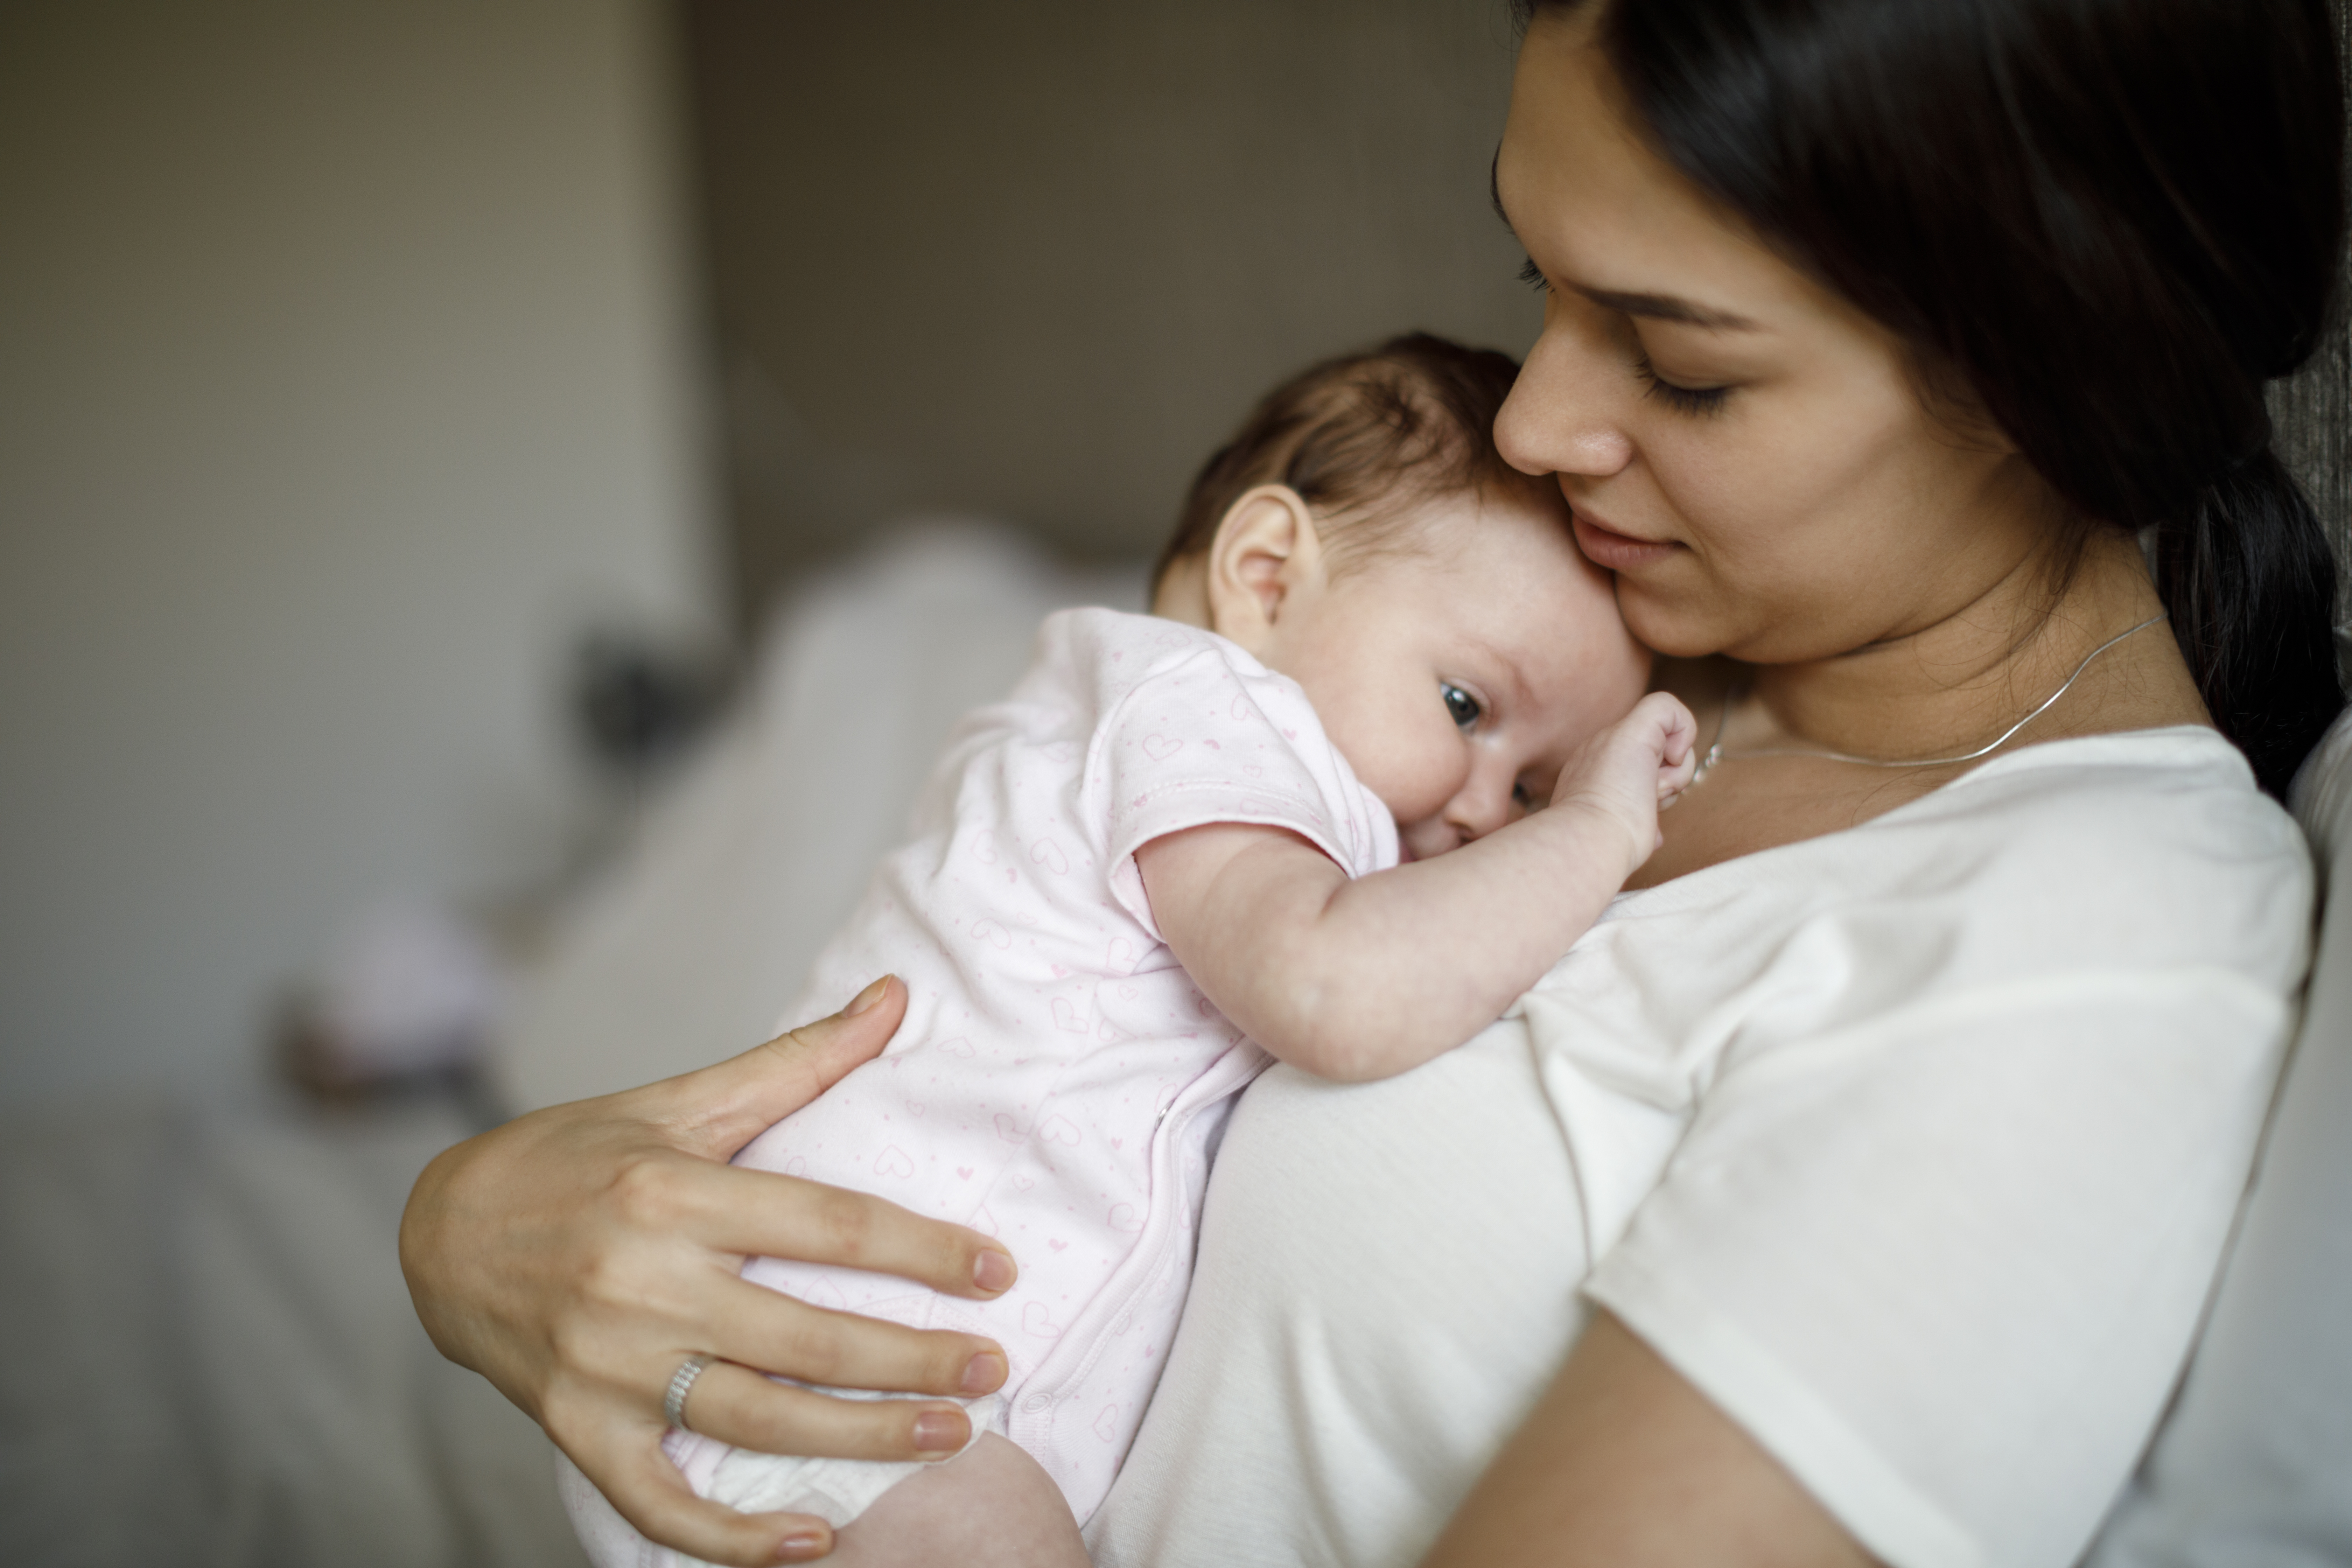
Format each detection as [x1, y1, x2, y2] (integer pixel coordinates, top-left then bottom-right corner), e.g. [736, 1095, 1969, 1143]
[825, 1434, 1090, 1567]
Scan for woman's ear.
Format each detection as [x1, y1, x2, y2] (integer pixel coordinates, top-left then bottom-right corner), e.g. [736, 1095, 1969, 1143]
[1204, 485, 1327, 652]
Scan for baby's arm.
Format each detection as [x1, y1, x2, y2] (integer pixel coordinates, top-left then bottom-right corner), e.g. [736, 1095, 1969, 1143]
[1136, 692, 1696, 1083]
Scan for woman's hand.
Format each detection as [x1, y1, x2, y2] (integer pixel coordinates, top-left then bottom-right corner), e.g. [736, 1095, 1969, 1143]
[398, 976, 1018, 1566]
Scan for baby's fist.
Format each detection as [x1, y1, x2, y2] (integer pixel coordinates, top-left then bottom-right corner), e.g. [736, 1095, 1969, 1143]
[1548, 692, 1700, 874]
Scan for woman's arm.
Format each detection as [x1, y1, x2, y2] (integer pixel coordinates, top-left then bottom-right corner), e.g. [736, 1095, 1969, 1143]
[399, 976, 1017, 1568]
[1420, 1310, 1879, 1568]
[1137, 691, 1694, 1081]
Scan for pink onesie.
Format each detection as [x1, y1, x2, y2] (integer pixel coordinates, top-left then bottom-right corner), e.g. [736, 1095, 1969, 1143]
[653, 607, 1398, 1539]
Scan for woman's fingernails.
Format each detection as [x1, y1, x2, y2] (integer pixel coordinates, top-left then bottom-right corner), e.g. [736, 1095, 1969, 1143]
[972, 1248, 1015, 1294]
[913, 1408, 968, 1453]
[775, 1528, 828, 1562]
[960, 1350, 1007, 1394]
[845, 976, 892, 1016]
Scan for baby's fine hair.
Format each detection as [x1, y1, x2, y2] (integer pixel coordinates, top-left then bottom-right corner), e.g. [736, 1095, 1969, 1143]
[1152, 332, 1530, 593]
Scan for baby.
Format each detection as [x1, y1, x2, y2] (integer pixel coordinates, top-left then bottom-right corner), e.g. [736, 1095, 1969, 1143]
[566, 332, 1692, 1565]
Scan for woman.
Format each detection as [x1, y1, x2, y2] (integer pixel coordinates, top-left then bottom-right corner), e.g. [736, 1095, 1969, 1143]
[400, 0, 2343, 1563]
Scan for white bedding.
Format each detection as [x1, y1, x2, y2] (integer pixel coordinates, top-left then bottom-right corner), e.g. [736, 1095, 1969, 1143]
[0, 1090, 589, 1567]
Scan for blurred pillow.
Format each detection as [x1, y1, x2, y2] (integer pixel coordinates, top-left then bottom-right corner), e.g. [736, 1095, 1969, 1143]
[495, 520, 1146, 1111]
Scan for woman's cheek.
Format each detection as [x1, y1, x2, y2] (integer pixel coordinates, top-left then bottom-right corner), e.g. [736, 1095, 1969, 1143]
[1640, 419, 1762, 552]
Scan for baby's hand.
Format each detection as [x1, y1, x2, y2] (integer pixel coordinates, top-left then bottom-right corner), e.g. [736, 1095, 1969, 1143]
[1547, 691, 1700, 875]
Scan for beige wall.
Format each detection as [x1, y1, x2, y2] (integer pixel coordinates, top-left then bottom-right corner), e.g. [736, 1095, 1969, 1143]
[683, 0, 1541, 618]
[0, 0, 714, 1104]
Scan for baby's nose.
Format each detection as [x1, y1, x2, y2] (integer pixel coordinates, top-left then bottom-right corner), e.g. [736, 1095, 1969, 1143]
[1445, 768, 1521, 844]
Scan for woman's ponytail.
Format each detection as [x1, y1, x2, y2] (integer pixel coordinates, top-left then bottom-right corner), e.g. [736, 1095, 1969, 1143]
[1542, 0, 2350, 796]
[2157, 451, 2344, 797]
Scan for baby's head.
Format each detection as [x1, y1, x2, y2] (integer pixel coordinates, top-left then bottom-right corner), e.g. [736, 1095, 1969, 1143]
[1152, 333, 1648, 861]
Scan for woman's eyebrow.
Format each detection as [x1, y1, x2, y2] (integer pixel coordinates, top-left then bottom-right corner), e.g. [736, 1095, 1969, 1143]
[1574, 287, 1761, 332]
[1493, 147, 1761, 333]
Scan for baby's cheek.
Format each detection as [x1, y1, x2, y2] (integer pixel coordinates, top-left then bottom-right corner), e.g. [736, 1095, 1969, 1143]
[1370, 764, 1464, 845]
[1319, 692, 1472, 842]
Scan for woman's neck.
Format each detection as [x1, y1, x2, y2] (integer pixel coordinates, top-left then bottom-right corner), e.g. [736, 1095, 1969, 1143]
[1634, 528, 2209, 890]
[1738, 527, 2200, 764]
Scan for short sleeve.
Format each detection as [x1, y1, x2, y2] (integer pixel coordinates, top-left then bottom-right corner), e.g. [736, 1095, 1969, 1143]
[1582, 967, 2298, 1568]
[1082, 638, 1396, 942]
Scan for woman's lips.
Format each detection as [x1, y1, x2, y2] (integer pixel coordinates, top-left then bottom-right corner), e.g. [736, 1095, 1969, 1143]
[1570, 509, 1681, 571]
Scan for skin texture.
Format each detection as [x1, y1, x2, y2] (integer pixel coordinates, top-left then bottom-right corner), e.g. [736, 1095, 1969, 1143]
[1138, 481, 1688, 1079]
[1415, 13, 2214, 1567]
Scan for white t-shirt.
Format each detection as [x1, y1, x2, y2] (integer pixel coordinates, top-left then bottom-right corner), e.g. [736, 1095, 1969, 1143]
[1085, 727, 2312, 1568]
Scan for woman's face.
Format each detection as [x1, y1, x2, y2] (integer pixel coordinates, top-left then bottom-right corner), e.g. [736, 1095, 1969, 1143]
[1493, 12, 2049, 663]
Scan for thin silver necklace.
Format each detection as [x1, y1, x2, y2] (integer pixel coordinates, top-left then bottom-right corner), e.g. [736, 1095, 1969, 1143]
[1692, 612, 2169, 783]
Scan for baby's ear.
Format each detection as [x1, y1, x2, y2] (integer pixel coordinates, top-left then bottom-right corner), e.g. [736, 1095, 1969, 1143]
[1204, 485, 1325, 649]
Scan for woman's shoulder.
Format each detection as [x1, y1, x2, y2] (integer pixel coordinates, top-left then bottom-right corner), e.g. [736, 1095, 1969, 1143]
[1863, 725, 2308, 981]
[1909, 724, 2301, 869]
[1617, 726, 2311, 997]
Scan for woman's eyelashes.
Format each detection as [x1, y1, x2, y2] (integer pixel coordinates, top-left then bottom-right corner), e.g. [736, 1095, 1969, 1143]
[1633, 351, 1732, 416]
[1516, 255, 1734, 416]
[1440, 681, 1483, 731]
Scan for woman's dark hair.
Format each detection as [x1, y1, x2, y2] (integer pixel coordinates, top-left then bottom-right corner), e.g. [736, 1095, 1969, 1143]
[1154, 332, 1528, 593]
[1520, 0, 2346, 797]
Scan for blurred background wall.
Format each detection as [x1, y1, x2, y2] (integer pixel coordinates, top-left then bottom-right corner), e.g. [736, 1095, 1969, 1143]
[0, 0, 715, 1108]
[682, 0, 1541, 624]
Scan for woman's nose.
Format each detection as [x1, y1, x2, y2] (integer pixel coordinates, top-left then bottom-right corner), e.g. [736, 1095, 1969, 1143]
[1494, 305, 1637, 480]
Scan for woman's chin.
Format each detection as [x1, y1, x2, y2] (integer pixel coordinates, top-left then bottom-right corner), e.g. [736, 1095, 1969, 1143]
[1614, 587, 1744, 663]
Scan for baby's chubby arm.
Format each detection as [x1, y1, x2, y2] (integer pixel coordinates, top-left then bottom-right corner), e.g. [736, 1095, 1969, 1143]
[1136, 692, 1697, 1083]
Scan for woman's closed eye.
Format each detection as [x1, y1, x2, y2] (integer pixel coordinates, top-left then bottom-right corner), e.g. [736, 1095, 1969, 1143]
[1519, 256, 1734, 416]
[1441, 681, 1483, 731]
[1633, 352, 1732, 416]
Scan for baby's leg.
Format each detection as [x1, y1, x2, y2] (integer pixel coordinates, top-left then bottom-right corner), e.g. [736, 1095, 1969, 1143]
[826, 1435, 1090, 1568]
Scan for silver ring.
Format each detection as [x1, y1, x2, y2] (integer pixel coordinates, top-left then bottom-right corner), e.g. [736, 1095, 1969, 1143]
[663, 1353, 715, 1431]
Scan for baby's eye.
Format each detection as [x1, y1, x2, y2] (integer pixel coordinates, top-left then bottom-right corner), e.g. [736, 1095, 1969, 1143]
[1441, 682, 1482, 731]
[1512, 780, 1535, 810]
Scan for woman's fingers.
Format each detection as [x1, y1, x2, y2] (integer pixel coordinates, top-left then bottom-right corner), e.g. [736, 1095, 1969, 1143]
[681, 1358, 977, 1463]
[690, 1162, 1017, 1303]
[570, 1417, 835, 1567]
[562, 1154, 1011, 1398]
[702, 1269, 1009, 1402]
[656, 976, 912, 1159]
[398, 973, 1022, 1564]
